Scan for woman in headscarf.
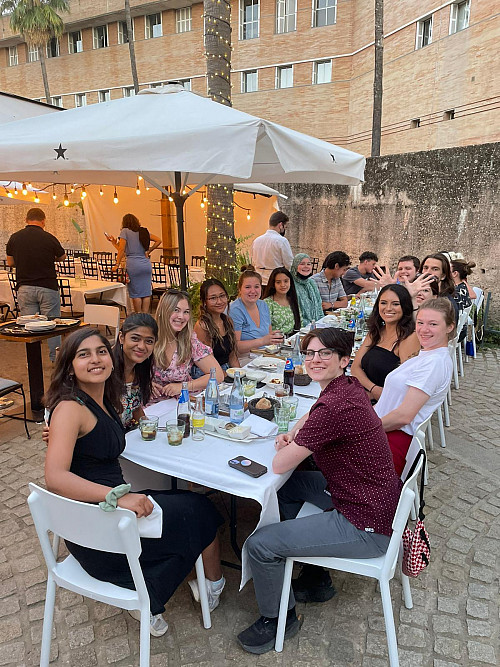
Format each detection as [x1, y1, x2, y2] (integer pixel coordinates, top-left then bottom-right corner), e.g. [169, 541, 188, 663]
[290, 253, 323, 326]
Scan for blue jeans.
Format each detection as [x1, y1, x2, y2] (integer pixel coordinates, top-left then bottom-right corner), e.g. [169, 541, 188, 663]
[18, 285, 61, 361]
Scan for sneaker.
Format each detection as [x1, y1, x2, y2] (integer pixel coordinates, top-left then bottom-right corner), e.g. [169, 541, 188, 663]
[237, 609, 303, 655]
[128, 609, 169, 637]
[188, 576, 225, 612]
[292, 564, 336, 603]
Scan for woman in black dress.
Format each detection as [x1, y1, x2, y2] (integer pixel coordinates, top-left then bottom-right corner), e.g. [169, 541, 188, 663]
[44, 328, 224, 637]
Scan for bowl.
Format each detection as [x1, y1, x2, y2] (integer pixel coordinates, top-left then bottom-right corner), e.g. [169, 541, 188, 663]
[245, 370, 267, 382]
[266, 376, 283, 390]
[226, 367, 246, 379]
[215, 422, 251, 439]
[248, 396, 280, 421]
[294, 372, 312, 386]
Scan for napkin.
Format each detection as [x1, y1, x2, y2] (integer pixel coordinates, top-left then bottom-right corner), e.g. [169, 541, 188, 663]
[137, 496, 163, 538]
[243, 414, 278, 437]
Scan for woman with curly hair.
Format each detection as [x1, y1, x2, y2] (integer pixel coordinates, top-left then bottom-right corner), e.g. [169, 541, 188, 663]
[351, 284, 420, 401]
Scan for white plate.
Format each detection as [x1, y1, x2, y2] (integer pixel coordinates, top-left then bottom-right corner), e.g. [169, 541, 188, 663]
[25, 322, 57, 332]
[53, 318, 79, 326]
[209, 429, 257, 443]
[250, 358, 279, 371]
[244, 370, 267, 382]
[17, 315, 48, 324]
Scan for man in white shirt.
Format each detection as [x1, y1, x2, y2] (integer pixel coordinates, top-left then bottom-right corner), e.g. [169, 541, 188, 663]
[251, 212, 294, 285]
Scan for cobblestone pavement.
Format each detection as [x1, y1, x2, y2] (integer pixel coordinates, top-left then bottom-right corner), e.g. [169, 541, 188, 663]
[0, 344, 498, 666]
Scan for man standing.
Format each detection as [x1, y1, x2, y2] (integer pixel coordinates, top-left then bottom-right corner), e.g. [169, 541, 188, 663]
[251, 211, 293, 285]
[311, 251, 350, 312]
[342, 251, 378, 296]
[6, 208, 66, 361]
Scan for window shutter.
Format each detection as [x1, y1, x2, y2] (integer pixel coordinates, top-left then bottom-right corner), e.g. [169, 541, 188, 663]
[449, 4, 457, 34]
[416, 21, 423, 49]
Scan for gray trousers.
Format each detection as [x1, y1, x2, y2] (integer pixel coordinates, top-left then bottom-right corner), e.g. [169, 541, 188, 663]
[18, 286, 61, 360]
[246, 471, 390, 618]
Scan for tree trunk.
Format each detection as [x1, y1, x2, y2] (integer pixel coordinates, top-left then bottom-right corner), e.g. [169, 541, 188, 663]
[371, 0, 384, 157]
[39, 49, 51, 103]
[204, 0, 236, 287]
[125, 0, 139, 94]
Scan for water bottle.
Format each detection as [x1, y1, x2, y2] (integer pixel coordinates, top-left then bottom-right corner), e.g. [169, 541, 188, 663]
[229, 371, 245, 424]
[192, 396, 205, 441]
[291, 334, 302, 367]
[177, 381, 190, 439]
[204, 367, 220, 417]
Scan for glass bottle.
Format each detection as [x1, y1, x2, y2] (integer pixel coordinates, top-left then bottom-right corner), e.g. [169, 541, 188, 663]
[205, 367, 220, 417]
[229, 371, 245, 424]
[177, 381, 190, 438]
[192, 396, 205, 441]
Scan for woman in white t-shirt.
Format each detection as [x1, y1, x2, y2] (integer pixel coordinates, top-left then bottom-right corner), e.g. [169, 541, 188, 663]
[375, 298, 455, 475]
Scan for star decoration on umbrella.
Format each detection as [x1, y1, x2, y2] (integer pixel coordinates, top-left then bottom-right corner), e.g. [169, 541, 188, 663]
[54, 143, 68, 160]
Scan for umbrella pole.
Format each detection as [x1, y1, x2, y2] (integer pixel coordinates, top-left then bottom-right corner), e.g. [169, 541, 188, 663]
[173, 172, 188, 291]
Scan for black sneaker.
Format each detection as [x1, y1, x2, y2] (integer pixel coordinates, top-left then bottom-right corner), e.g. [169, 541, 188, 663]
[237, 608, 303, 655]
[292, 564, 336, 603]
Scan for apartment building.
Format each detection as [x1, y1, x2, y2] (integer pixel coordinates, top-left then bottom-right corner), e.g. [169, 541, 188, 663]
[0, 0, 498, 156]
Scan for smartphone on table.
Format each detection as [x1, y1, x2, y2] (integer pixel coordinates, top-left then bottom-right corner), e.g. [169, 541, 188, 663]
[228, 456, 267, 478]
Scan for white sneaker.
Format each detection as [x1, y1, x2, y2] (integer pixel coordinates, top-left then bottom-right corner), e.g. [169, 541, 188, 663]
[188, 576, 226, 612]
[128, 609, 169, 637]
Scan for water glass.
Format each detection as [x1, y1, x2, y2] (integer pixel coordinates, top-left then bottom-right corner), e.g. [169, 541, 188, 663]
[243, 378, 257, 397]
[274, 404, 290, 434]
[166, 419, 184, 446]
[139, 416, 158, 441]
[283, 396, 299, 420]
[275, 383, 290, 399]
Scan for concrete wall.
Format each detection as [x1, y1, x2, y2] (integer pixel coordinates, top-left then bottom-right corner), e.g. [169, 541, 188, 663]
[277, 141, 500, 323]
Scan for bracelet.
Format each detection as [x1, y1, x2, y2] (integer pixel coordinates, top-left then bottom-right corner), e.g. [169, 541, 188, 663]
[369, 384, 376, 394]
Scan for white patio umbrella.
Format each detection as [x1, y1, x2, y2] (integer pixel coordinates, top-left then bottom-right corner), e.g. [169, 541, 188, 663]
[0, 84, 365, 287]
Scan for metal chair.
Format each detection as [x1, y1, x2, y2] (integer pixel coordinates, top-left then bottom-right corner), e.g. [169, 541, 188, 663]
[81, 257, 99, 280]
[56, 256, 76, 278]
[0, 301, 13, 322]
[0, 378, 30, 438]
[161, 254, 180, 265]
[7, 272, 19, 316]
[167, 263, 187, 288]
[93, 251, 113, 260]
[28, 483, 212, 667]
[311, 257, 319, 274]
[191, 255, 206, 267]
[275, 456, 423, 666]
[151, 262, 167, 306]
[57, 278, 76, 317]
[0, 258, 9, 270]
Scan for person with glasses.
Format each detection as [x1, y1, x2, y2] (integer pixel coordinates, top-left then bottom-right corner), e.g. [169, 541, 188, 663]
[192, 279, 240, 379]
[237, 327, 401, 654]
[151, 290, 224, 400]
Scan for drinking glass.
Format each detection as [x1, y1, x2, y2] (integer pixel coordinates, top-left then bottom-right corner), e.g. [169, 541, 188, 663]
[243, 378, 257, 397]
[166, 420, 184, 446]
[283, 396, 299, 420]
[139, 416, 158, 441]
[275, 383, 290, 399]
[274, 405, 290, 434]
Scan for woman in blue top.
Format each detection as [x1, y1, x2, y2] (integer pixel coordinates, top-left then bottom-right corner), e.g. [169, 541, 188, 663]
[229, 265, 284, 361]
[111, 214, 161, 314]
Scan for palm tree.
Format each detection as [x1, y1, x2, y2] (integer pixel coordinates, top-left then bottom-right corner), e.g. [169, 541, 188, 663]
[371, 0, 384, 156]
[0, 0, 69, 103]
[124, 0, 139, 94]
[203, 0, 237, 284]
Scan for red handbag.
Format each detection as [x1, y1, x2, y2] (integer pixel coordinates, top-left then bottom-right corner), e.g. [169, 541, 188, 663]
[402, 450, 431, 577]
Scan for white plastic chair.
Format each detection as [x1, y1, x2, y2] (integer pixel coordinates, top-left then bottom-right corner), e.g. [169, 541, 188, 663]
[28, 483, 212, 667]
[83, 304, 121, 344]
[448, 308, 468, 390]
[274, 457, 423, 666]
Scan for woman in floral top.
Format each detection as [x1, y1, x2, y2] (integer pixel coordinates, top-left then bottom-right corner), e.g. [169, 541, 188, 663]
[263, 267, 301, 336]
[151, 289, 224, 400]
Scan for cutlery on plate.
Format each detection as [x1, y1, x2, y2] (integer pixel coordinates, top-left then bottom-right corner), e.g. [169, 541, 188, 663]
[295, 393, 318, 399]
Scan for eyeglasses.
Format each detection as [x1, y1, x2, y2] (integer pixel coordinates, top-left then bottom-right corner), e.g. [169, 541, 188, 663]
[166, 288, 189, 299]
[207, 293, 228, 303]
[303, 348, 336, 360]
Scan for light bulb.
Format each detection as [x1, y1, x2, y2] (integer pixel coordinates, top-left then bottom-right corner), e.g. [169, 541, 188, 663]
[113, 188, 119, 204]
[168, 196, 173, 202]
[138, 175, 143, 181]
[81, 186, 87, 199]
[22, 183, 27, 195]
[247, 213, 251, 221]
[34, 195, 40, 203]
[70, 184, 75, 193]
[52, 192, 57, 200]
[7, 191, 13, 198]
[136, 182, 141, 195]
[14, 188, 18, 195]
[99, 187, 104, 196]
[200, 201, 205, 208]
[64, 197, 69, 206]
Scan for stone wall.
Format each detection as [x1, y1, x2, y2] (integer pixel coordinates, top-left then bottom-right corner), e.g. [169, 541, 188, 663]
[277, 141, 500, 325]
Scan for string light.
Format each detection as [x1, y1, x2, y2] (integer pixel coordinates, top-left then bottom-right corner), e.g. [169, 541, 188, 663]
[63, 186, 69, 206]
[52, 186, 57, 200]
[136, 180, 141, 195]
[6, 189, 13, 198]
[99, 186, 104, 196]
[34, 194, 40, 203]
[70, 184, 75, 193]
[138, 175, 143, 181]
[81, 186, 87, 199]
[113, 188, 119, 204]
[22, 183, 27, 195]
[14, 186, 18, 195]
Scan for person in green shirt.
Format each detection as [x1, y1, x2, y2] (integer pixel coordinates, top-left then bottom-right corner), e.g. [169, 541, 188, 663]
[263, 267, 301, 336]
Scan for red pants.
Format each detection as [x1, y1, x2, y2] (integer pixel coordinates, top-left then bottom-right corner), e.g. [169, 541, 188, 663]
[387, 430, 413, 477]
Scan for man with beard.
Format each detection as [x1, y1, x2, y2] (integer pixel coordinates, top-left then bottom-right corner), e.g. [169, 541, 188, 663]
[251, 212, 293, 286]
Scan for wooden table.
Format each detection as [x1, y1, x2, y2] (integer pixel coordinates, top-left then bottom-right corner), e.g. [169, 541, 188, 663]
[0, 321, 82, 421]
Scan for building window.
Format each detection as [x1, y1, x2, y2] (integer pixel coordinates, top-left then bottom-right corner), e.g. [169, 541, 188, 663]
[313, 59, 332, 84]
[450, 0, 470, 34]
[444, 109, 455, 120]
[98, 89, 110, 103]
[416, 16, 432, 49]
[411, 118, 421, 128]
[118, 21, 132, 44]
[46, 37, 59, 58]
[69, 30, 83, 54]
[239, 0, 259, 40]
[75, 93, 87, 107]
[176, 7, 192, 33]
[276, 65, 293, 89]
[276, 0, 296, 33]
[27, 45, 39, 62]
[8, 46, 18, 66]
[93, 25, 109, 49]
[179, 79, 191, 90]
[242, 70, 258, 93]
[123, 86, 135, 97]
[145, 13, 162, 39]
[51, 96, 63, 107]
[312, 0, 337, 28]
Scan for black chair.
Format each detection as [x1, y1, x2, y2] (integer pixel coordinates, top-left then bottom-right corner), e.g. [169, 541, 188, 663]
[311, 257, 320, 274]
[167, 263, 189, 288]
[56, 257, 76, 278]
[0, 378, 30, 439]
[0, 258, 9, 270]
[161, 254, 180, 265]
[81, 258, 99, 279]
[93, 251, 113, 260]
[74, 251, 90, 259]
[64, 249, 75, 256]
[191, 255, 206, 267]
[7, 272, 19, 316]
[0, 302, 14, 322]
[97, 259, 115, 281]
[57, 278, 76, 316]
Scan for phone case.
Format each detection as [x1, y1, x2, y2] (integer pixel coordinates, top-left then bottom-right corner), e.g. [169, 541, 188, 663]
[228, 456, 267, 478]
